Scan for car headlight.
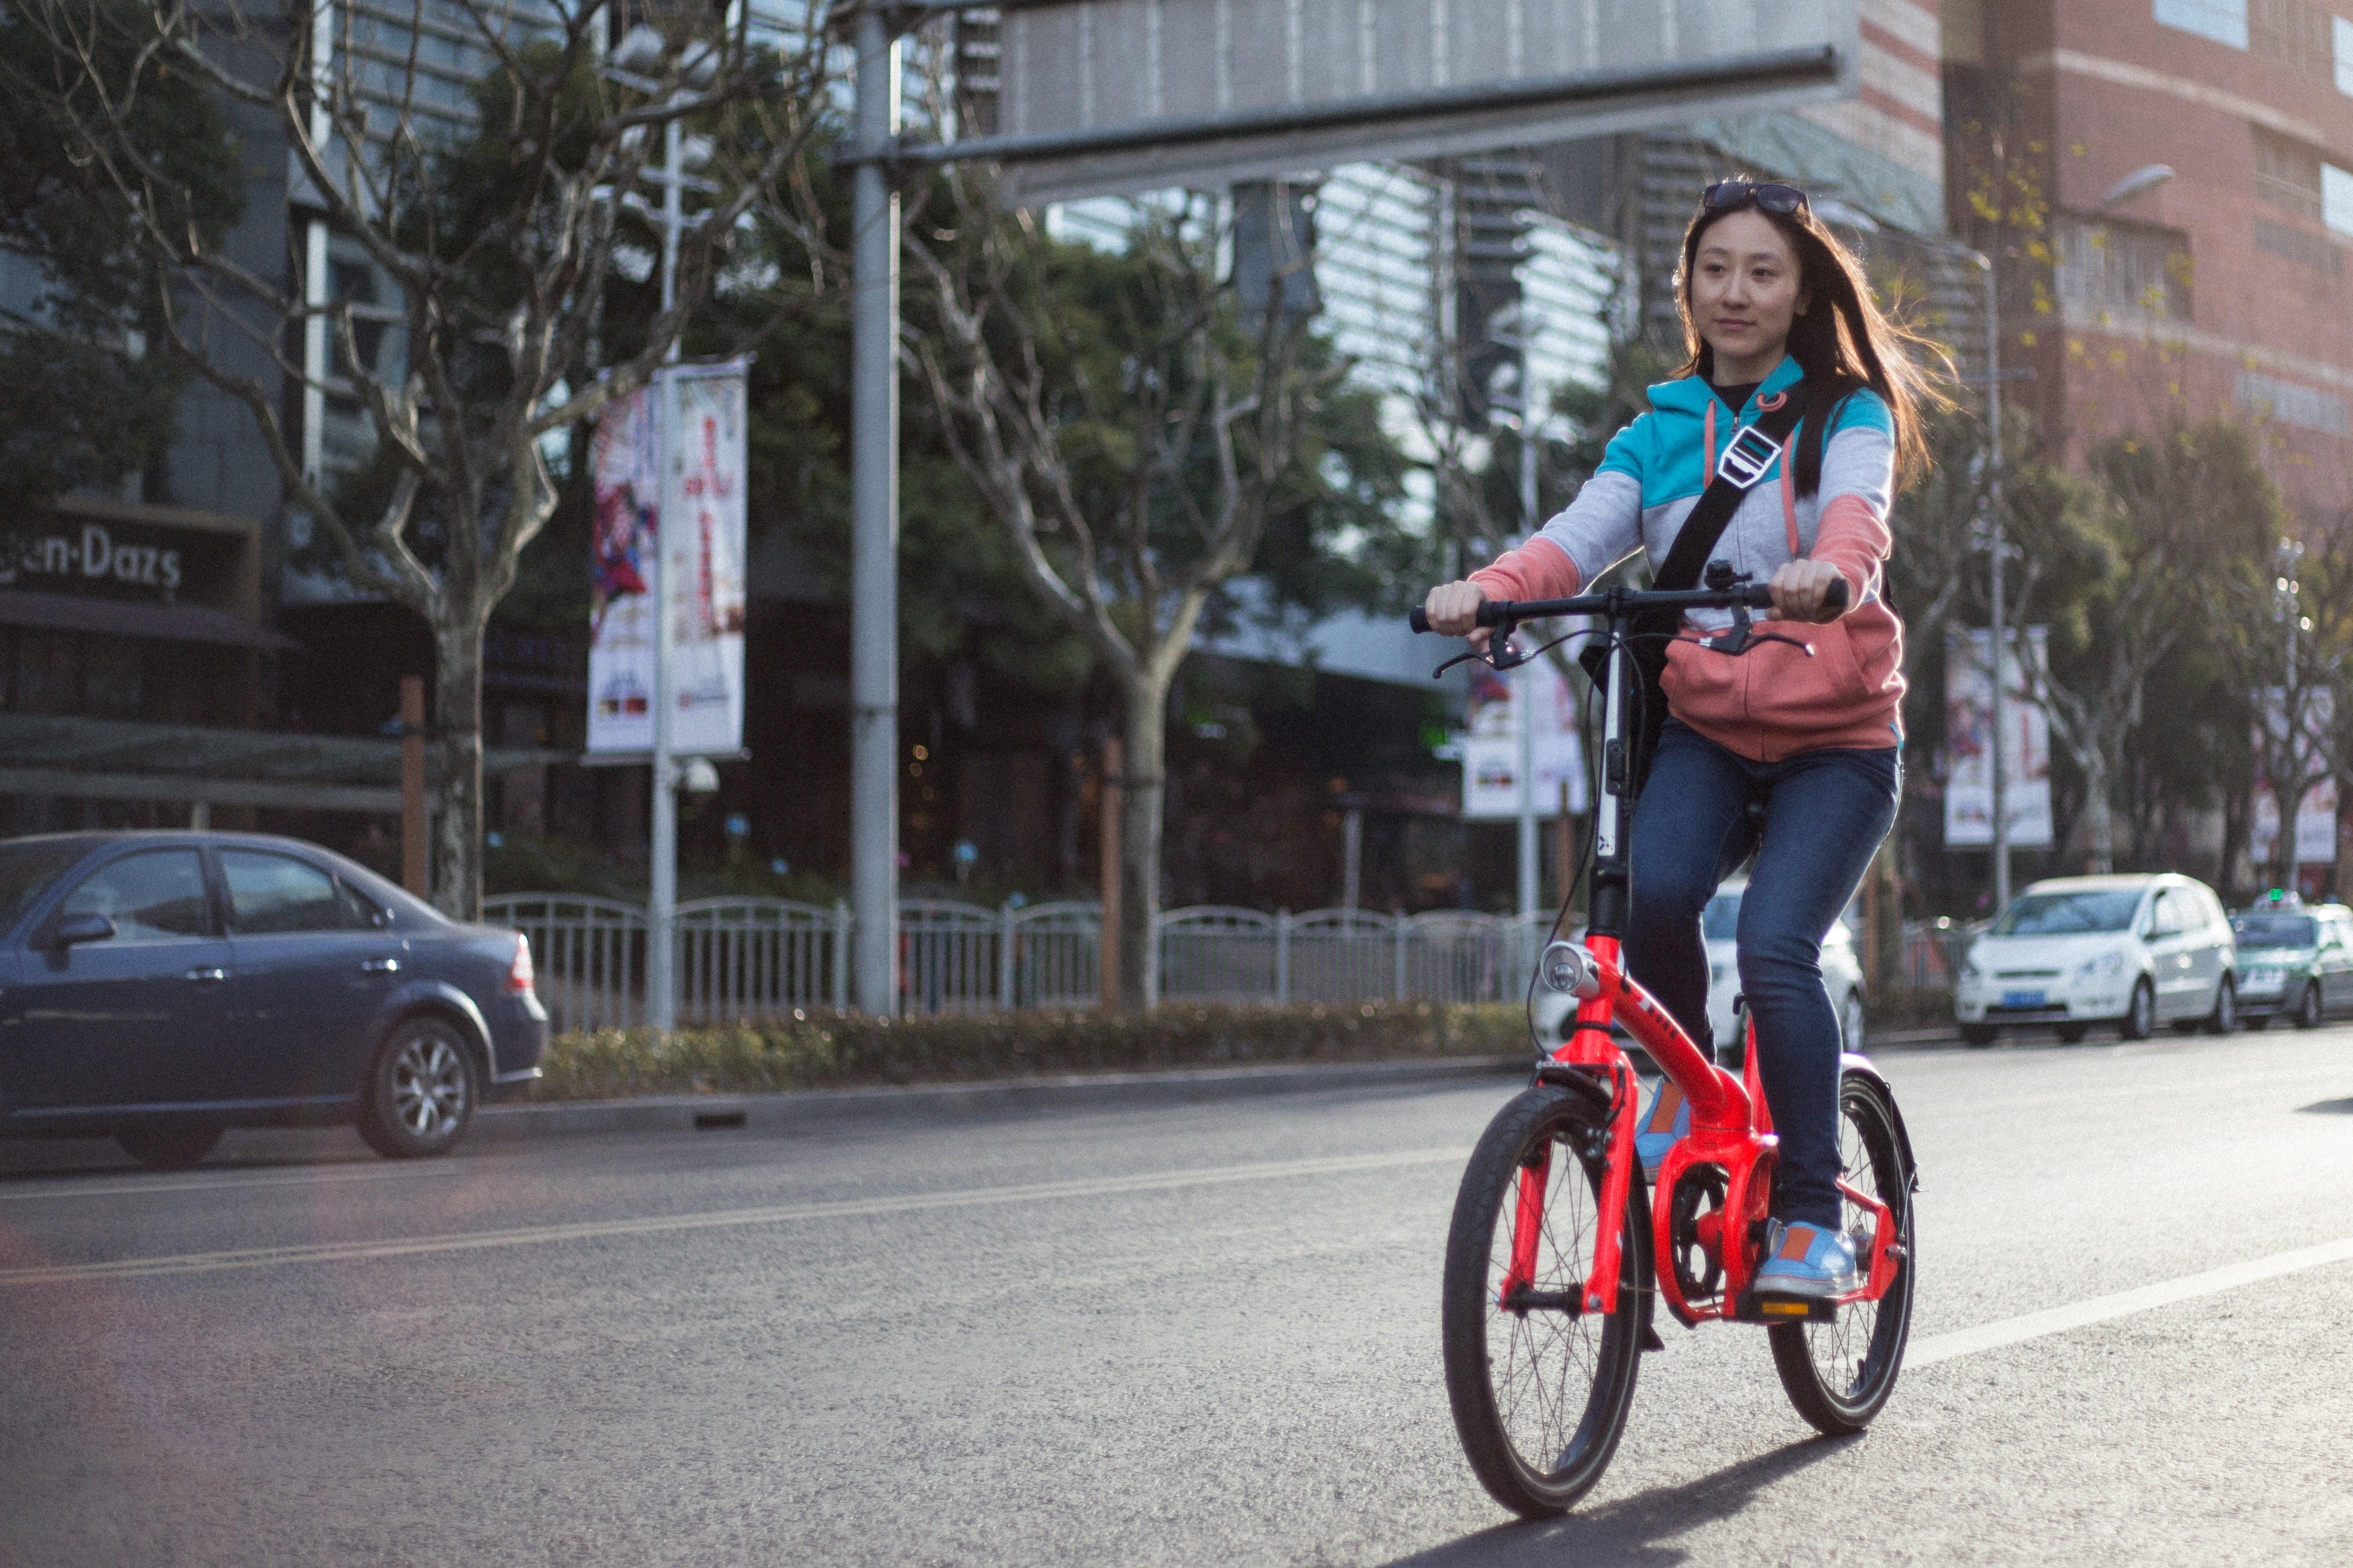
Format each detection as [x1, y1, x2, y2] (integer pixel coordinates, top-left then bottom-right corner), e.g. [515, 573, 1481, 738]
[2073, 950, 2124, 980]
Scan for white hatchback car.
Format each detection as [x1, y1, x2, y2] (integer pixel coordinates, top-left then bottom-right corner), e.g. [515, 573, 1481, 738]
[1532, 878, 1868, 1054]
[1953, 873, 2237, 1044]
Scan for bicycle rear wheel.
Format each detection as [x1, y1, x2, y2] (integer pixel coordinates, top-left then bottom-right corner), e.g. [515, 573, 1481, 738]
[1769, 1071, 1916, 1434]
[1441, 1083, 1649, 1517]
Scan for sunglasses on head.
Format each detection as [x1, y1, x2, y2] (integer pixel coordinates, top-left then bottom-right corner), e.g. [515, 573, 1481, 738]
[1702, 180, 1809, 216]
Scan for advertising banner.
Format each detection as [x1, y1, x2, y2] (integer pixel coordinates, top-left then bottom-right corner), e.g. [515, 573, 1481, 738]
[1461, 656, 1588, 820]
[663, 364, 748, 757]
[2250, 688, 2338, 867]
[585, 363, 748, 758]
[1944, 626, 2054, 848]
[587, 384, 657, 755]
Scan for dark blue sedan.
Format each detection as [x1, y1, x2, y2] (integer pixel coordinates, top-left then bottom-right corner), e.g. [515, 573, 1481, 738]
[0, 831, 547, 1167]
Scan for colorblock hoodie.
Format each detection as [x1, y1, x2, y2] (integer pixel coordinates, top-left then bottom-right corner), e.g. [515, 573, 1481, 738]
[1469, 354, 1905, 764]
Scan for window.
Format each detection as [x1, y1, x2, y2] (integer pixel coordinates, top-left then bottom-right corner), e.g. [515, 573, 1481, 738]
[0, 840, 98, 934]
[2235, 369, 2350, 433]
[2055, 218, 2192, 319]
[2148, 892, 2184, 937]
[2253, 215, 2343, 273]
[2337, 14, 2353, 92]
[2157, 0, 2249, 49]
[1992, 890, 2144, 935]
[2252, 0, 2333, 73]
[57, 850, 212, 940]
[2254, 129, 2323, 222]
[221, 851, 372, 935]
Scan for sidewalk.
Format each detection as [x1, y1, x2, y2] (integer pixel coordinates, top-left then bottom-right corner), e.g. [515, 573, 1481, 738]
[477, 1025, 1968, 1144]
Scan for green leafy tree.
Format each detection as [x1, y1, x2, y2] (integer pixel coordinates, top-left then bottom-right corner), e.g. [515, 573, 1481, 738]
[898, 174, 1414, 1008]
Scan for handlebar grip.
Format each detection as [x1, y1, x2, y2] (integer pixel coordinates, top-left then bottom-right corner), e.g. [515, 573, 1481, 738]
[1824, 577, 1850, 613]
[1408, 607, 1431, 634]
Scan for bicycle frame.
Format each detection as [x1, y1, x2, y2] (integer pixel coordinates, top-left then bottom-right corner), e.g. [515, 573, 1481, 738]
[1484, 587, 1899, 1328]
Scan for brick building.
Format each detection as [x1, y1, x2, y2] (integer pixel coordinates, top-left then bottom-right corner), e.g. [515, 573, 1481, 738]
[1948, 0, 2353, 517]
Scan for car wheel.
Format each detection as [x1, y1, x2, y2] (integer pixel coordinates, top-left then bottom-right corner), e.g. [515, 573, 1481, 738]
[1839, 989, 1866, 1051]
[115, 1125, 223, 1171]
[1959, 1023, 1998, 1047]
[2203, 977, 2238, 1035]
[2295, 981, 2324, 1030]
[357, 1016, 478, 1159]
[2056, 1022, 2089, 1044]
[2120, 978, 2157, 1041]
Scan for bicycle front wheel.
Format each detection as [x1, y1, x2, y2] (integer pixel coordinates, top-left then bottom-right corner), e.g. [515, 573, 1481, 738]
[1440, 1083, 1649, 1518]
[1769, 1070, 1916, 1434]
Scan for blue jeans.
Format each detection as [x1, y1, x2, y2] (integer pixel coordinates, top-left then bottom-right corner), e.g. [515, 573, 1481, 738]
[1625, 721, 1899, 1229]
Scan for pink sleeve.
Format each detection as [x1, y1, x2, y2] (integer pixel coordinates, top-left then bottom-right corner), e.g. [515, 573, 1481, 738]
[1813, 494, 1890, 604]
[1467, 536, 1583, 603]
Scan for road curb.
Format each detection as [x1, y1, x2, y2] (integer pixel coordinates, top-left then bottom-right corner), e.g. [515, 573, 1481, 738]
[474, 1054, 1534, 1141]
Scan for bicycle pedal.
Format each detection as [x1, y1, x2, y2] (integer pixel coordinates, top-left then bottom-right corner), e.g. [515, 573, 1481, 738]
[1731, 1290, 1839, 1324]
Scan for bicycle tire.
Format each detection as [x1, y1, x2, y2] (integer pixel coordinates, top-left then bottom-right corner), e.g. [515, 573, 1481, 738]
[1768, 1071, 1916, 1435]
[1441, 1083, 1649, 1517]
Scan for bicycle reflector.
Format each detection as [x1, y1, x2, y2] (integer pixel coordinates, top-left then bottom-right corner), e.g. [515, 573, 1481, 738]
[1539, 940, 1601, 998]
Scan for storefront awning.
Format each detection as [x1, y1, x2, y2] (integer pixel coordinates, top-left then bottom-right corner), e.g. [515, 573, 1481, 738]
[0, 588, 299, 652]
[0, 713, 567, 814]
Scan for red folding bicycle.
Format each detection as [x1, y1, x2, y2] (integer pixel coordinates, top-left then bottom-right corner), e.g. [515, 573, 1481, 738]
[1411, 572, 1919, 1517]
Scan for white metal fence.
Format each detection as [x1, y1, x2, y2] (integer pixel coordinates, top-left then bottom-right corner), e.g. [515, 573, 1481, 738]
[484, 895, 1567, 1032]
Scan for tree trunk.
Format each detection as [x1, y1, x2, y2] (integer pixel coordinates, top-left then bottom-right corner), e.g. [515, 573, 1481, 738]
[1116, 671, 1170, 1011]
[2270, 779, 2306, 894]
[2081, 751, 2115, 875]
[432, 618, 487, 921]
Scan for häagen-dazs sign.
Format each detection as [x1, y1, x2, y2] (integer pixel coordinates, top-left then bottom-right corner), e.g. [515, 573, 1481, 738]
[0, 522, 184, 594]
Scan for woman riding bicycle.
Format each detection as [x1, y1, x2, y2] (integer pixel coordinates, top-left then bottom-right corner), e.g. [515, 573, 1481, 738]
[1423, 180, 1944, 1300]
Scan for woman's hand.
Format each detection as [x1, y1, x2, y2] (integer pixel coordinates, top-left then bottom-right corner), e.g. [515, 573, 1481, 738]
[1766, 559, 1850, 623]
[1424, 581, 1493, 651]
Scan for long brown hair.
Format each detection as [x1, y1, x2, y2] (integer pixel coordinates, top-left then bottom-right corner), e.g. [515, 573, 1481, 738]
[1673, 187, 1951, 494]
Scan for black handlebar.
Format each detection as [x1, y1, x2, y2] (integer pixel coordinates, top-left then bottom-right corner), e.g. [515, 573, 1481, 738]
[1408, 577, 1846, 634]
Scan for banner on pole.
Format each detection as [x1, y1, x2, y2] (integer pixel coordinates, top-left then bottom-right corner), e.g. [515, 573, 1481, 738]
[1460, 658, 1588, 820]
[663, 363, 748, 757]
[587, 384, 657, 755]
[586, 363, 748, 758]
[1943, 626, 2053, 848]
[2250, 688, 2337, 867]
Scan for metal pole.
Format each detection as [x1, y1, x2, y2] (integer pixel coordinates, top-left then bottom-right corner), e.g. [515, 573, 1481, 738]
[1515, 422, 1541, 918]
[1983, 253, 2010, 913]
[850, 10, 902, 1014]
[647, 110, 686, 1031]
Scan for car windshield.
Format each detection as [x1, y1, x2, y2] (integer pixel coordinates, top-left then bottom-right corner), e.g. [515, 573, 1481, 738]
[1993, 889, 2144, 935]
[0, 839, 93, 934]
[2232, 913, 2317, 948]
[1703, 891, 1741, 940]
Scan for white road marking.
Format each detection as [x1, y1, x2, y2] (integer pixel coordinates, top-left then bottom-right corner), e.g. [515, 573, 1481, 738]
[1907, 1236, 2353, 1367]
[0, 1147, 1462, 1286]
[0, 1162, 473, 1203]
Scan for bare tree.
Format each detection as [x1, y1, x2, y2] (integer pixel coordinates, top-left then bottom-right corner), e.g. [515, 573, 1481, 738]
[27, 0, 827, 915]
[2208, 514, 2353, 893]
[899, 176, 1326, 1009]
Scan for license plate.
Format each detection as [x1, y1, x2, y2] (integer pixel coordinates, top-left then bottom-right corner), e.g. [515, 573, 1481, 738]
[2002, 989, 2047, 1008]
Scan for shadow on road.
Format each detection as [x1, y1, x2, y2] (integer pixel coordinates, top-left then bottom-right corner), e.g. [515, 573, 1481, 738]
[1379, 1436, 1859, 1568]
[2296, 1097, 2353, 1116]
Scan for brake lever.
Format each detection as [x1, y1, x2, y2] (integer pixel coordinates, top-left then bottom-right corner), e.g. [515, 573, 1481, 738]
[1432, 624, 1532, 678]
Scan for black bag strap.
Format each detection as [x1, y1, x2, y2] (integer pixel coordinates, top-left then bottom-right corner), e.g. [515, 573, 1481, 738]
[1651, 393, 1809, 592]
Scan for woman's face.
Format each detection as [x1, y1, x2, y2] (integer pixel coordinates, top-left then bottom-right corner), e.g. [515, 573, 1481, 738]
[1688, 209, 1807, 370]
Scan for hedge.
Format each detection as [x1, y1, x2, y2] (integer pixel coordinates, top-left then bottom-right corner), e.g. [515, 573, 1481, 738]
[529, 1000, 1533, 1101]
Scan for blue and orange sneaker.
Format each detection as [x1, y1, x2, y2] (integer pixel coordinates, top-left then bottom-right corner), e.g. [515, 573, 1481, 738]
[1634, 1078, 1689, 1180]
[1752, 1220, 1860, 1299]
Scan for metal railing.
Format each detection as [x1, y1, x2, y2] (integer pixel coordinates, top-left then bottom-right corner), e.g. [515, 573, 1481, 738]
[485, 894, 1566, 1032]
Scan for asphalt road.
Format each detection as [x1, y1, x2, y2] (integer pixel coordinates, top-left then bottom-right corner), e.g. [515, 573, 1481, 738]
[4, 1026, 2352, 1567]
